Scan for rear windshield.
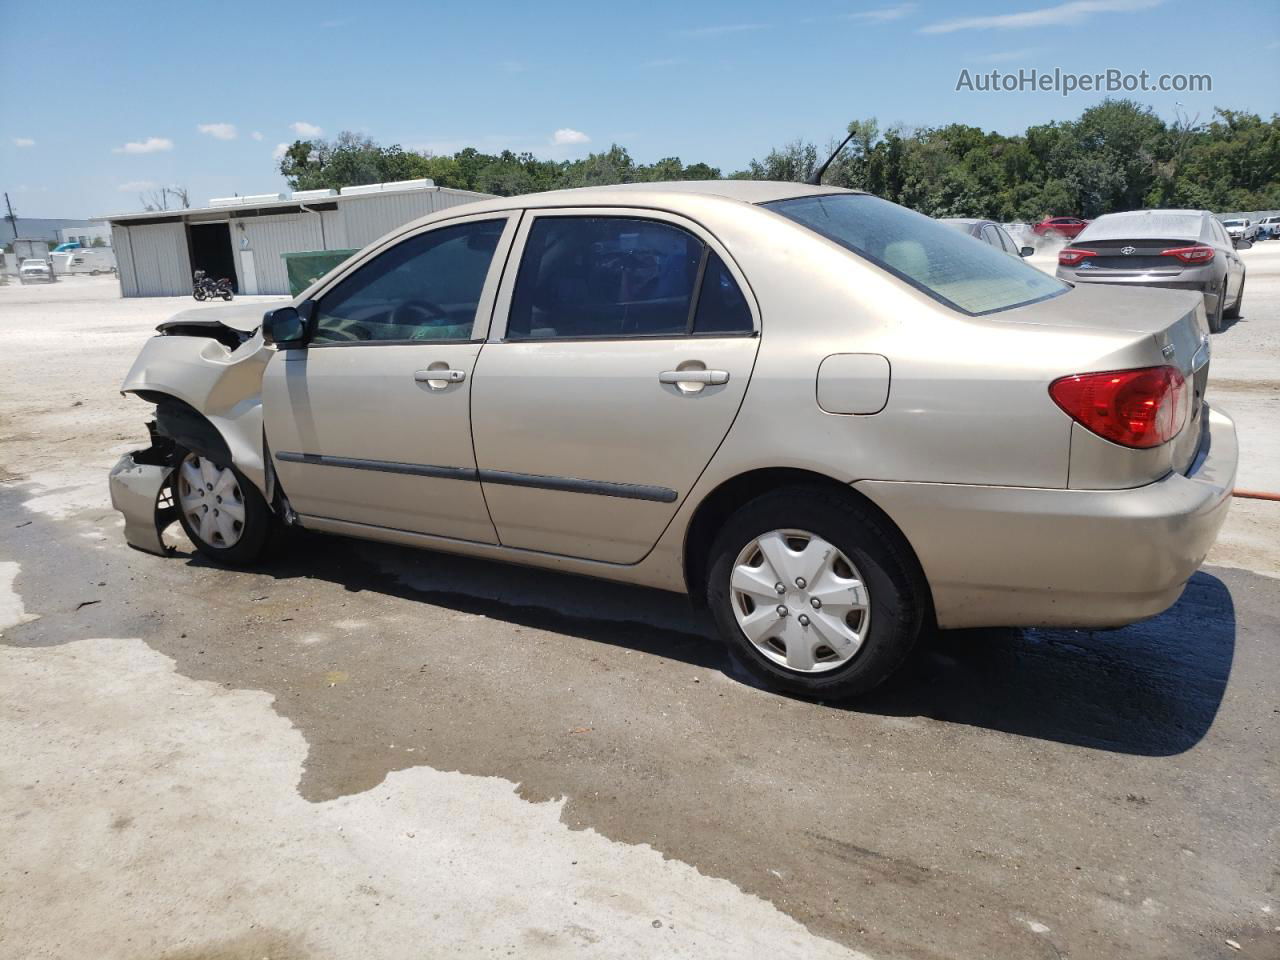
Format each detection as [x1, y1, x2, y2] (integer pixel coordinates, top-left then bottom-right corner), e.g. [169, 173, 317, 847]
[765, 194, 1066, 316]
[1077, 212, 1205, 243]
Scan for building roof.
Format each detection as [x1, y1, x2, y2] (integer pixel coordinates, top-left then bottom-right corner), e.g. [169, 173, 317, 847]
[93, 183, 492, 224]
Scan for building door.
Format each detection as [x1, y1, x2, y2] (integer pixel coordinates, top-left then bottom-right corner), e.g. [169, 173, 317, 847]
[188, 222, 237, 292]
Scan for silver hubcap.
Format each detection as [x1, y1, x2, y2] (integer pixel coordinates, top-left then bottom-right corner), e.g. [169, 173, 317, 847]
[730, 529, 870, 673]
[177, 453, 246, 548]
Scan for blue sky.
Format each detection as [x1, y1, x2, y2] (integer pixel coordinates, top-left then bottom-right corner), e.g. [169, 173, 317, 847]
[2, 0, 1277, 218]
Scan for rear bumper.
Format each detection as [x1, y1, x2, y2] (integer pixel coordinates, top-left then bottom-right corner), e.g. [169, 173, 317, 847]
[856, 406, 1237, 629]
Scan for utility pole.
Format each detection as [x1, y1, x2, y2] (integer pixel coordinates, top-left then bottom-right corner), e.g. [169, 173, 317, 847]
[3, 192, 17, 244]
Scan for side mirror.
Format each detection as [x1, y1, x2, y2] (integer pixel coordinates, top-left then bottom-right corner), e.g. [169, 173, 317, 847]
[1235, 238, 1253, 251]
[262, 305, 308, 347]
[1020, 246, 1035, 258]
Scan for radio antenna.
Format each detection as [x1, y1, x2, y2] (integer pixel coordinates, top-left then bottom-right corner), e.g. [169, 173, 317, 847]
[806, 128, 858, 186]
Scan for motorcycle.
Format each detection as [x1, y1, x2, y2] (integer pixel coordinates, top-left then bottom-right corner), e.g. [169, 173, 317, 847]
[192, 270, 234, 301]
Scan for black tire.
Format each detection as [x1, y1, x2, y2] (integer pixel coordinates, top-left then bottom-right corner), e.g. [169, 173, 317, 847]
[171, 446, 273, 565]
[1224, 277, 1244, 320]
[193, 287, 207, 302]
[706, 486, 926, 701]
[1208, 284, 1225, 333]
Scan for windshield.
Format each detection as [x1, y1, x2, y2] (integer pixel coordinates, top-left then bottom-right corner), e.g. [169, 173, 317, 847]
[1223, 220, 1244, 227]
[765, 194, 1067, 316]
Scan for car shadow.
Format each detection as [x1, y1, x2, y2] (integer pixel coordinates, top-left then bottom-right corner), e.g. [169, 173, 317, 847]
[193, 529, 1236, 758]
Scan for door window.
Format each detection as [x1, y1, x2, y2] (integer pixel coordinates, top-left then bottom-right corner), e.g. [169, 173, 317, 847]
[692, 252, 753, 334]
[979, 224, 1002, 249]
[312, 219, 505, 344]
[506, 217, 705, 340]
[506, 216, 754, 340]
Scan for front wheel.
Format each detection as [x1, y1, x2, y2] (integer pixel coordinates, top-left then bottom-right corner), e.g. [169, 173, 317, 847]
[706, 486, 926, 701]
[172, 448, 273, 565]
[1208, 284, 1225, 333]
[193, 287, 207, 301]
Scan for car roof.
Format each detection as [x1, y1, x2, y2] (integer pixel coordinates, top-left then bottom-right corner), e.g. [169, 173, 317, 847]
[440, 180, 863, 218]
[940, 217, 984, 226]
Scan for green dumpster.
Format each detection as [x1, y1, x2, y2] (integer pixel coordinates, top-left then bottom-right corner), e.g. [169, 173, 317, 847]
[282, 249, 359, 297]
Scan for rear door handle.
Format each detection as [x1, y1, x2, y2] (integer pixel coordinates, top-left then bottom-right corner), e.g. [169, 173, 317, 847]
[659, 369, 729, 386]
[414, 368, 466, 386]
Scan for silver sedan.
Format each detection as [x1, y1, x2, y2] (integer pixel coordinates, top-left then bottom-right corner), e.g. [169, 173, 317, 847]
[110, 182, 1238, 701]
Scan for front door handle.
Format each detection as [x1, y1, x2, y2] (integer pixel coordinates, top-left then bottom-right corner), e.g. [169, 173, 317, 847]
[659, 369, 730, 386]
[414, 368, 466, 388]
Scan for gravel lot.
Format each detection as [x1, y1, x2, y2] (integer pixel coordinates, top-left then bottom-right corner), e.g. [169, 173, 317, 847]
[1, 251, 1277, 960]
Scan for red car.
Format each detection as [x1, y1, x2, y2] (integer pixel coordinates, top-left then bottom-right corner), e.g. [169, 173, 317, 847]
[1033, 216, 1090, 239]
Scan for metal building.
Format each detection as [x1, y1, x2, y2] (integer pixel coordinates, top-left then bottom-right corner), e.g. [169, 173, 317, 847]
[94, 180, 493, 297]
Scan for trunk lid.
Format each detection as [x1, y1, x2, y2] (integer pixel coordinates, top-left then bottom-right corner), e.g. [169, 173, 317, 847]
[1067, 237, 1198, 275]
[998, 282, 1210, 481]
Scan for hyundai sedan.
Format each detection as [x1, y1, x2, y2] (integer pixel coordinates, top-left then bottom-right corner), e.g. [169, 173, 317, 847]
[109, 182, 1237, 701]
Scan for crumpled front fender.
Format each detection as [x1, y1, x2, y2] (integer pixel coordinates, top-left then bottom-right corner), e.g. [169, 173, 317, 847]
[122, 332, 271, 495]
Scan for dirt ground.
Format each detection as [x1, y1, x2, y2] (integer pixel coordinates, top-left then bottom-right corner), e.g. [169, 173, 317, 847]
[1, 252, 1278, 960]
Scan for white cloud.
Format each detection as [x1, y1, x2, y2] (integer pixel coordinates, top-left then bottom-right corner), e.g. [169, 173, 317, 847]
[677, 23, 768, 38]
[13, 137, 35, 148]
[197, 122, 237, 140]
[118, 180, 159, 193]
[843, 3, 916, 23]
[922, 0, 1162, 33]
[273, 142, 290, 160]
[551, 128, 590, 146]
[291, 121, 323, 137]
[250, 131, 264, 140]
[112, 136, 174, 155]
[973, 47, 1043, 63]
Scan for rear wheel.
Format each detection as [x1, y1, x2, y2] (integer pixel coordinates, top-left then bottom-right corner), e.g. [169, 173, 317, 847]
[1224, 277, 1244, 320]
[172, 448, 272, 565]
[706, 487, 925, 701]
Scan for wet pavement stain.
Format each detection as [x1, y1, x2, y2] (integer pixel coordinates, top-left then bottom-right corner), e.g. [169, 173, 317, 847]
[3, 474, 1277, 960]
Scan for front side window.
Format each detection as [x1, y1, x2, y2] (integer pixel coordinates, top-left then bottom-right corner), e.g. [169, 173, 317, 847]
[506, 217, 705, 340]
[765, 194, 1067, 316]
[312, 218, 505, 344]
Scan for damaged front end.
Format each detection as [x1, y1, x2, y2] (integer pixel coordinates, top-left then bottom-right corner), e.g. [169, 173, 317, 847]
[108, 422, 179, 556]
[109, 299, 284, 555]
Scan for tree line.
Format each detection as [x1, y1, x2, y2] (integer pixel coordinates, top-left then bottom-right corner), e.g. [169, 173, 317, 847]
[278, 99, 1280, 220]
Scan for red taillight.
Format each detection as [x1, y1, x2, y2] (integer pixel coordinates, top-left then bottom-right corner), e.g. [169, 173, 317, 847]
[1058, 248, 1097, 266]
[1161, 245, 1215, 264]
[1049, 366, 1186, 449]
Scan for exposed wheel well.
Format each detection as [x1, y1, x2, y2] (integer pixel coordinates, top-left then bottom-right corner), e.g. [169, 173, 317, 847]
[132, 391, 231, 466]
[682, 468, 933, 623]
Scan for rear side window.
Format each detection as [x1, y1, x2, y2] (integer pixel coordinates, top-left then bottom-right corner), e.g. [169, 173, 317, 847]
[507, 217, 699, 339]
[507, 216, 752, 340]
[693, 252, 752, 334]
[313, 219, 504, 344]
[766, 194, 1067, 316]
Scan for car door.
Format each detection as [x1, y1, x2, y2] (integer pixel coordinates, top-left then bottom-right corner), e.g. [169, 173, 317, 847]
[262, 212, 518, 542]
[469, 210, 760, 564]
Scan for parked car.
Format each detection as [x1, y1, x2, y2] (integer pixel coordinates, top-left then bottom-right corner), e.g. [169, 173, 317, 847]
[109, 182, 1236, 701]
[18, 258, 55, 284]
[939, 218, 1035, 257]
[1253, 215, 1280, 240]
[1220, 218, 1259, 243]
[1032, 216, 1089, 239]
[1056, 209, 1247, 332]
